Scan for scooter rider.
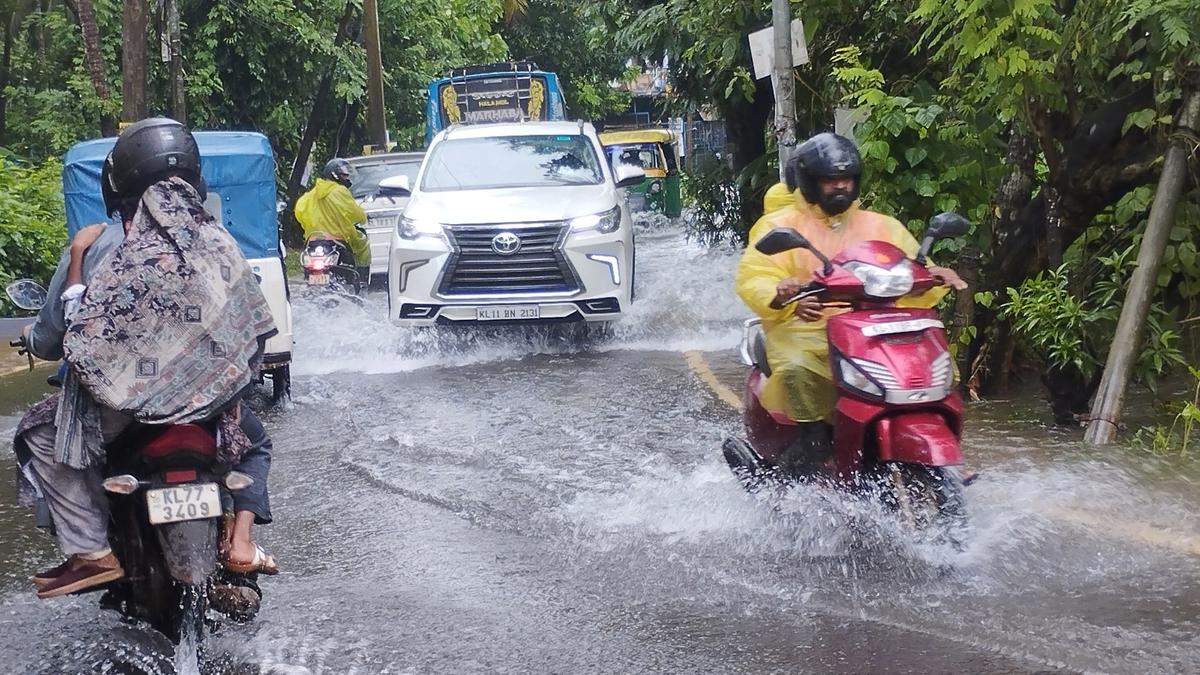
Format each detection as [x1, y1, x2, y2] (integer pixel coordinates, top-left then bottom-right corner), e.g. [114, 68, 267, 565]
[14, 118, 279, 600]
[735, 132, 967, 467]
[295, 158, 371, 284]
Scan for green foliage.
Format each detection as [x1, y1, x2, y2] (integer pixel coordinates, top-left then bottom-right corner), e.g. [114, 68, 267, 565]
[1000, 246, 1186, 392]
[831, 47, 999, 248]
[0, 160, 66, 314]
[1132, 366, 1200, 455]
[681, 156, 743, 245]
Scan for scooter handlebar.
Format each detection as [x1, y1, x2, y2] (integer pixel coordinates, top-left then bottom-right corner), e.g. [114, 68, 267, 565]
[769, 282, 823, 310]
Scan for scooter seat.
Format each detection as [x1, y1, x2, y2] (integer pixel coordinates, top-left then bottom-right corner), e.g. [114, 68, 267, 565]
[752, 330, 772, 378]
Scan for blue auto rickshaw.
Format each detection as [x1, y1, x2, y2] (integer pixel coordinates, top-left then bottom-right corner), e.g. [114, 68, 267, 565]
[62, 132, 294, 400]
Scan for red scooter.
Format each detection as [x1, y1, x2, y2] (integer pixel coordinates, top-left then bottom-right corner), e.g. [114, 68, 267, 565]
[723, 213, 971, 541]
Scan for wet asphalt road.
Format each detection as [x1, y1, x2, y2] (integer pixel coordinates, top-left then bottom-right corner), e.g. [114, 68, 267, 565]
[1, 224, 1199, 673]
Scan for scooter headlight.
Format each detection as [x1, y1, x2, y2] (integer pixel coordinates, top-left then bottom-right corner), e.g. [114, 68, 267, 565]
[843, 260, 914, 298]
[835, 355, 888, 399]
[398, 216, 444, 240]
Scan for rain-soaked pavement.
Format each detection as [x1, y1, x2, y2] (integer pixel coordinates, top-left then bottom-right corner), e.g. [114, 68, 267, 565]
[2, 220, 1200, 673]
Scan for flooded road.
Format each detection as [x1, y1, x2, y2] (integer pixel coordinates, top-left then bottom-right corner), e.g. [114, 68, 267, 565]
[2, 221, 1199, 673]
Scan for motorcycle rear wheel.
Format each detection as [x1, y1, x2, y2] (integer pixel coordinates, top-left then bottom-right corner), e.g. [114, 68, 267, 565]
[881, 463, 968, 549]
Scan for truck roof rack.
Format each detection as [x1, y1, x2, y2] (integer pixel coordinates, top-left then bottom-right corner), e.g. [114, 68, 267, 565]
[445, 61, 543, 126]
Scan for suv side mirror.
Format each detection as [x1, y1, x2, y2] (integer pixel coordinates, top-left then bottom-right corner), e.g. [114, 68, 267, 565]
[614, 164, 646, 189]
[916, 212, 970, 264]
[5, 279, 48, 311]
[378, 175, 412, 196]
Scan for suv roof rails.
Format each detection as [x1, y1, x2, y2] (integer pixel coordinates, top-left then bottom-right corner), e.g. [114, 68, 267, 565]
[446, 61, 540, 79]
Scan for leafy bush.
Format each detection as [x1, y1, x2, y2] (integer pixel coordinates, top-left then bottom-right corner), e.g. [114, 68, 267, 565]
[0, 160, 67, 314]
[999, 245, 1185, 394]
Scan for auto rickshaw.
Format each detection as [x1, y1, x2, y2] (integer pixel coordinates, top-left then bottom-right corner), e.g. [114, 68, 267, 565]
[62, 132, 294, 401]
[599, 129, 682, 218]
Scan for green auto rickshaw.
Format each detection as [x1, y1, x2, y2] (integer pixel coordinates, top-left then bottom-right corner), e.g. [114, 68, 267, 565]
[600, 129, 682, 218]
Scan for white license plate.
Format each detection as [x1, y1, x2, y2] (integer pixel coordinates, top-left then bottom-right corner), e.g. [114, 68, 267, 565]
[861, 318, 944, 337]
[476, 305, 540, 321]
[308, 273, 329, 285]
[146, 483, 221, 525]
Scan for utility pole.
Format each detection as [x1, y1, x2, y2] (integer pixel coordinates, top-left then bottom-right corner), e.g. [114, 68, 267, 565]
[771, 0, 798, 180]
[121, 0, 147, 123]
[362, 0, 387, 149]
[1084, 87, 1200, 445]
[166, 0, 185, 123]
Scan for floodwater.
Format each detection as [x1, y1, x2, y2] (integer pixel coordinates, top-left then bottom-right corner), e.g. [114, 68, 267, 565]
[1, 218, 1198, 673]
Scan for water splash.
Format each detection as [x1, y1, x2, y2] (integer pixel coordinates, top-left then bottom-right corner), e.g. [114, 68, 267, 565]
[290, 217, 747, 376]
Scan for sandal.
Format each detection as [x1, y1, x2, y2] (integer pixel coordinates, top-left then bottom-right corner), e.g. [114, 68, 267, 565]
[222, 544, 279, 575]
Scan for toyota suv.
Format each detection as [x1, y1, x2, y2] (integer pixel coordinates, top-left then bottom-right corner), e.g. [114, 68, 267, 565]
[387, 121, 643, 325]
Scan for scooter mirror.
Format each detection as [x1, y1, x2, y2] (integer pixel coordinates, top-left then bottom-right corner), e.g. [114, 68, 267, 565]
[755, 228, 811, 255]
[926, 212, 970, 240]
[5, 279, 48, 311]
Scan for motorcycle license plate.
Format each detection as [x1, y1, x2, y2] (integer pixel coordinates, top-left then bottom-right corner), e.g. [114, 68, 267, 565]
[476, 305, 540, 321]
[308, 273, 329, 285]
[146, 483, 220, 525]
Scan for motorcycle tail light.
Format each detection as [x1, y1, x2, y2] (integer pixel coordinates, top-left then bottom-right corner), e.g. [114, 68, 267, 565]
[164, 469, 198, 483]
[102, 474, 141, 494]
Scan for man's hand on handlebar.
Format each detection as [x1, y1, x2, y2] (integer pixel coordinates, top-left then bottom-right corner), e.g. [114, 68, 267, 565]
[775, 277, 806, 303]
[928, 265, 967, 291]
[792, 296, 824, 322]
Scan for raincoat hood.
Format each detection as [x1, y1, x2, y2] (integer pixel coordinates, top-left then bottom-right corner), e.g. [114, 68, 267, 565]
[763, 183, 794, 214]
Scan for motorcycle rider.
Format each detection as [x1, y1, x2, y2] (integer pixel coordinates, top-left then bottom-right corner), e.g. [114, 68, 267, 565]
[295, 158, 371, 284]
[735, 132, 966, 467]
[14, 118, 279, 599]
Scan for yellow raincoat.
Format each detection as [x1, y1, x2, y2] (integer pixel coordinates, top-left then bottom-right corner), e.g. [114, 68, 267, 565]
[295, 178, 370, 266]
[736, 193, 947, 422]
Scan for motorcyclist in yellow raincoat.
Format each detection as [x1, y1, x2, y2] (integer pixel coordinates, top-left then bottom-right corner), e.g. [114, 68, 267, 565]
[736, 133, 965, 459]
[295, 158, 371, 281]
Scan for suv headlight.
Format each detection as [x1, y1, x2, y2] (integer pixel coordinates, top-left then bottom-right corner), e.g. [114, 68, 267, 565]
[569, 207, 621, 234]
[842, 260, 914, 297]
[398, 216, 443, 240]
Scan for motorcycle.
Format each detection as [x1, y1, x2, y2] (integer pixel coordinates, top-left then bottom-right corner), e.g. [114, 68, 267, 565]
[6, 279, 259, 643]
[300, 228, 366, 303]
[722, 213, 971, 543]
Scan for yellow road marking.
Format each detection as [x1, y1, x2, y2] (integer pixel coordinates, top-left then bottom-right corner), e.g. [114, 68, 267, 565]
[0, 360, 52, 379]
[1041, 505, 1200, 557]
[682, 348, 1200, 558]
[684, 350, 741, 410]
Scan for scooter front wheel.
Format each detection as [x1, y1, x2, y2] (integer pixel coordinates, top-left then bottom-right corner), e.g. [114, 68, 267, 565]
[881, 463, 968, 548]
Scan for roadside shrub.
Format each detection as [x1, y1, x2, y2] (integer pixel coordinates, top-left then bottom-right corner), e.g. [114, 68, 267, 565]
[0, 159, 66, 314]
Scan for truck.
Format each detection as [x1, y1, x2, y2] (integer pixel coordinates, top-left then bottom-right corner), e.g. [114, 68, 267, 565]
[425, 61, 567, 144]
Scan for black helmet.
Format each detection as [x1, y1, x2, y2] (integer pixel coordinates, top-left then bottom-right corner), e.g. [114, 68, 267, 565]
[785, 132, 862, 216]
[103, 117, 204, 217]
[323, 158, 353, 186]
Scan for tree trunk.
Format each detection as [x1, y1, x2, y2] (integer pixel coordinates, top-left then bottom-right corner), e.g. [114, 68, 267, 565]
[121, 0, 148, 122]
[0, 13, 13, 144]
[283, 0, 358, 246]
[1084, 87, 1200, 445]
[72, 0, 117, 135]
[770, 0, 796, 179]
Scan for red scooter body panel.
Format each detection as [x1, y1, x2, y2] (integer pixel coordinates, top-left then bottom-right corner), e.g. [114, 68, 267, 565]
[875, 412, 963, 466]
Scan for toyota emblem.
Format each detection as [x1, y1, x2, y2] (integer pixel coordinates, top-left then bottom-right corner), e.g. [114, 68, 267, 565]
[491, 232, 522, 255]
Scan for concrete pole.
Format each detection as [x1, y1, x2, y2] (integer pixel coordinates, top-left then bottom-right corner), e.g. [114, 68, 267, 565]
[1084, 88, 1200, 445]
[363, 0, 387, 149]
[770, 0, 798, 180]
[167, 0, 185, 123]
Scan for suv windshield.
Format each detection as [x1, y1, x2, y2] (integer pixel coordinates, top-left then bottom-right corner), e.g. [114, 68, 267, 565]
[349, 159, 422, 199]
[421, 135, 603, 191]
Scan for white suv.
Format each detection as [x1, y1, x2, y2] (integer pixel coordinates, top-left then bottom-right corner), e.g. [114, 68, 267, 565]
[387, 121, 642, 325]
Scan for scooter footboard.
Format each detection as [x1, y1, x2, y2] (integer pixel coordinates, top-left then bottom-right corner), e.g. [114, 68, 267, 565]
[874, 412, 962, 466]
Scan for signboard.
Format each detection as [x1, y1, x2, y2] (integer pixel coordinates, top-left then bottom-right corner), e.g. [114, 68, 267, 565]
[748, 19, 810, 80]
[438, 75, 548, 128]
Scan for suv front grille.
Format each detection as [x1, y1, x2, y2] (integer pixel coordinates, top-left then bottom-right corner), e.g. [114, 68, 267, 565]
[441, 223, 577, 295]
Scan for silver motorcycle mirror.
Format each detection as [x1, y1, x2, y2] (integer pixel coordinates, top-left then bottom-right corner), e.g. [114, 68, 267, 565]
[5, 279, 48, 311]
